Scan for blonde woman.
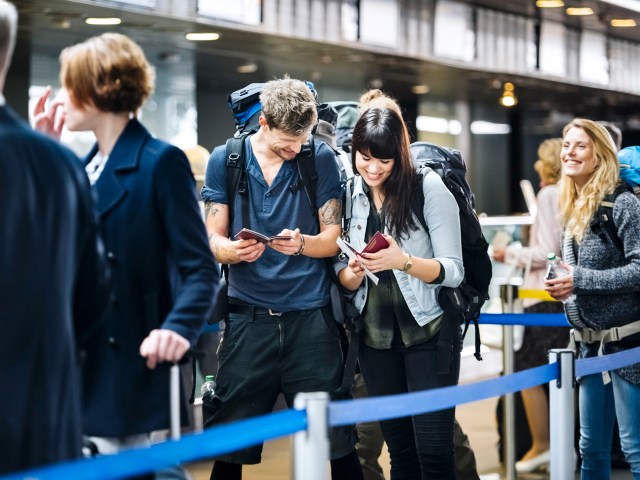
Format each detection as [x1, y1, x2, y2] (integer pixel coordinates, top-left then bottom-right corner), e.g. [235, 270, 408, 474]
[546, 118, 640, 480]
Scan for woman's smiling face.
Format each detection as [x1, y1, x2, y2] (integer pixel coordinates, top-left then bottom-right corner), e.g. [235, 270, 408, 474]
[355, 150, 394, 191]
[561, 126, 597, 189]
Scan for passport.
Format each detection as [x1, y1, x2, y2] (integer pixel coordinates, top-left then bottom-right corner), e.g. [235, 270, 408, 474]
[235, 228, 293, 243]
[340, 231, 389, 255]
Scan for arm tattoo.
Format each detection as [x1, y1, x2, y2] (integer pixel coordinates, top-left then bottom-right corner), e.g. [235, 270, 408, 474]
[320, 198, 342, 225]
[212, 236, 221, 259]
[204, 202, 221, 222]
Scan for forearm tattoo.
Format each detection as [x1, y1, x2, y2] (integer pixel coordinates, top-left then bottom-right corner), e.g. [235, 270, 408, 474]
[320, 198, 342, 225]
[211, 235, 221, 259]
[204, 202, 221, 222]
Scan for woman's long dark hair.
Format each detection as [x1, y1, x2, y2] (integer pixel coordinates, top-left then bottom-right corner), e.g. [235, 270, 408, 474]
[351, 107, 418, 238]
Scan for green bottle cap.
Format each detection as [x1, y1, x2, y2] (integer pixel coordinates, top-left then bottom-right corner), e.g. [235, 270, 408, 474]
[546, 252, 557, 261]
[205, 375, 215, 382]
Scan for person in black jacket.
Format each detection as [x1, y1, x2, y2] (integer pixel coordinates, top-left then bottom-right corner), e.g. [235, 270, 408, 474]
[0, 1, 110, 473]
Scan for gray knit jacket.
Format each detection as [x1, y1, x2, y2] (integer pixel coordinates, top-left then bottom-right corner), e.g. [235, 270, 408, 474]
[568, 191, 640, 384]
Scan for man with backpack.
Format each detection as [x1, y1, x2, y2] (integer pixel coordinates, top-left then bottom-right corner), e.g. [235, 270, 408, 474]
[201, 77, 362, 480]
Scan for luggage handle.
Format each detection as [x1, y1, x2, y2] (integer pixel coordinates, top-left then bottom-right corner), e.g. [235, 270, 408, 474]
[170, 363, 180, 441]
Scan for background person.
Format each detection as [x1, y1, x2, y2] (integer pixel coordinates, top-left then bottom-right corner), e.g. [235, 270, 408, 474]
[32, 32, 218, 457]
[337, 107, 464, 479]
[493, 138, 568, 473]
[0, 1, 110, 472]
[546, 118, 640, 480]
[201, 77, 362, 480]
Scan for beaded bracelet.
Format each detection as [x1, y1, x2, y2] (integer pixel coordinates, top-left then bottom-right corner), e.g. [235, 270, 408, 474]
[293, 234, 305, 256]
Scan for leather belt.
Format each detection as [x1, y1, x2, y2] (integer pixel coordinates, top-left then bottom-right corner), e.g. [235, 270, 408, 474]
[228, 303, 284, 317]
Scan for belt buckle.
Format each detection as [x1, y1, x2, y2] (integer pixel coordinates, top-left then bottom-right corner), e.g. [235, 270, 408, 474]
[268, 309, 283, 317]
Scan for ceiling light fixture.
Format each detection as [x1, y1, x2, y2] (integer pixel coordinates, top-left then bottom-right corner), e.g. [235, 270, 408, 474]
[566, 7, 594, 15]
[85, 17, 121, 25]
[185, 32, 220, 41]
[237, 62, 258, 74]
[611, 18, 637, 27]
[411, 85, 430, 95]
[536, 0, 564, 8]
[499, 82, 518, 107]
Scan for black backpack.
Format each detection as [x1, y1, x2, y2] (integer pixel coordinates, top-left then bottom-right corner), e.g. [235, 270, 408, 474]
[328, 101, 360, 152]
[341, 142, 490, 371]
[409, 142, 492, 365]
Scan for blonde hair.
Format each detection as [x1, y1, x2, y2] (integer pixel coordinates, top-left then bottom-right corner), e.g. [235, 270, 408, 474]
[534, 138, 562, 185]
[559, 118, 620, 243]
[60, 33, 155, 113]
[358, 89, 402, 117]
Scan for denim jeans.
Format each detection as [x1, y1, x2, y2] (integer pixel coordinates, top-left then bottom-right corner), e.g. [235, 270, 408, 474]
[579, 372, 640, 480]
[359, 330, 461, 480]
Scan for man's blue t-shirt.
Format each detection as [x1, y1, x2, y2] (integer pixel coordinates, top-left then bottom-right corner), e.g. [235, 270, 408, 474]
[202, 136, 341, 311]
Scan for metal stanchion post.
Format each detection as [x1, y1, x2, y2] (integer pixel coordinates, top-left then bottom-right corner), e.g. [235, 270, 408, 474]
[549, 349, 575, 480]
[169, 363, 181, 441]
[293, 392, 330, 480]
[500, 284, 518, 480]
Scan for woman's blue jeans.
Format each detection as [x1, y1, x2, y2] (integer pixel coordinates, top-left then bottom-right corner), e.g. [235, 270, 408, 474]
[579, 371, 640, 480]
[359, 333, 461, 480]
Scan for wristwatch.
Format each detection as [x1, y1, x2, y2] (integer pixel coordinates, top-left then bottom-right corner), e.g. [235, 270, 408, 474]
[401, 254, 413, 272]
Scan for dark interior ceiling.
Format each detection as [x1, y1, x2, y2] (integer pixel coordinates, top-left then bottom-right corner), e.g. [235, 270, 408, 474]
[13, 0, 640, 118]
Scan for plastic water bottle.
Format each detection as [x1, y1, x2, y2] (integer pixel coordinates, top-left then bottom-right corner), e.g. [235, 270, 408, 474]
[200, 375, 216, 401]
[546, 252, 575, 303]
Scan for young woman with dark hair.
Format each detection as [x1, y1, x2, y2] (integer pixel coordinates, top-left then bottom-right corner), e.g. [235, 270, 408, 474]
[337, 107, 464, 479]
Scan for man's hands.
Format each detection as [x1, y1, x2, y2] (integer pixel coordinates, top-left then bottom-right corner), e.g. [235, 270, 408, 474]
[139, 329, 191, 369]
[269, 228, 304, 256]
[234, 238, 267, 263]
[32, 86, 65, 139]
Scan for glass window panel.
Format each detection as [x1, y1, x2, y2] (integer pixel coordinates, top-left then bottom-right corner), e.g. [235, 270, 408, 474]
[198, 0, 261, 25]
[434, 0, 474, 62]
[360, 0, 399, 48]
[579, 31, 609, 85]
[539, 20, 566, 77]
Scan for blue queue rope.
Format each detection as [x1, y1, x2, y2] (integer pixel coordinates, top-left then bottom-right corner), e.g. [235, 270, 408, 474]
[0, 409, 306, 480]
[479, 312, 569, 327]
[5, 320, 639, 480]
[330, 345, 640, 427]
[330, 364, 557, 427]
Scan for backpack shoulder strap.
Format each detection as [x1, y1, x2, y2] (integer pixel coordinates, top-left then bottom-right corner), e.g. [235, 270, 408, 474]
[411, 171, 429, 234]
[295, 136, 319, 216]
[597, 183, 629, 252]
[225, 133, 250, 234]
[342, 177, 354, 241]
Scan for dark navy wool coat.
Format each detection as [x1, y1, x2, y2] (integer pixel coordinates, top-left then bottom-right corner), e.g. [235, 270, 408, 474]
[0, 105, 110, 473]
[81, 118, 218, 436]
